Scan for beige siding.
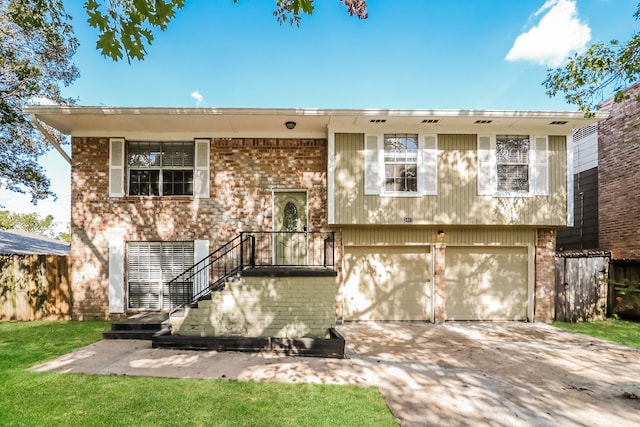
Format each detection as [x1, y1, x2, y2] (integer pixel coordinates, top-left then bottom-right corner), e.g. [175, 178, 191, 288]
[333, 133, 567, 226]
[343, 246, 431, 321]
[445, 247, 528, 321]
[342, 226, 537, 247]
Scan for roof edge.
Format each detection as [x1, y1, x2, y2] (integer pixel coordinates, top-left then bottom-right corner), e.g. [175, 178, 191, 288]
[24, 105, 610, 120]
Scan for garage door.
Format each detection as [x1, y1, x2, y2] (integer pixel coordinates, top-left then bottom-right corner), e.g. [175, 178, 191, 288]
[445, 247, 528, 320]
[343, 246, 431, 321]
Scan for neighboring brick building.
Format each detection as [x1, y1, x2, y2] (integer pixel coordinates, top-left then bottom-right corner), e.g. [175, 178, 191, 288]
[598, 83, 640, 259]
[558, 82, 640, 260]
[28, 106, 606, 326]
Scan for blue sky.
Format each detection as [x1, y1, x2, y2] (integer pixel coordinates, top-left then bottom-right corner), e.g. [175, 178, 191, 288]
[0, 0, 636, 231]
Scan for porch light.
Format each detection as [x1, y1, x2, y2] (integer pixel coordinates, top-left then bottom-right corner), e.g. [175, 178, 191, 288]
[285, 121, 296, 129]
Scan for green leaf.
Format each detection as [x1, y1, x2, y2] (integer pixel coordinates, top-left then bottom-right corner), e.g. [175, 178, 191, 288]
[96, 30, 123, 61]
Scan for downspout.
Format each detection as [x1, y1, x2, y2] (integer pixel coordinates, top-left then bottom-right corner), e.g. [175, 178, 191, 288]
[29, 115, 71, 165]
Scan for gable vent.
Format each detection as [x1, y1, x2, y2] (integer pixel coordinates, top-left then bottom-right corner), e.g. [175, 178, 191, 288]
[369, 119, 386, 123]
[549, 120, 568, 125]
[474, 120, 493, 124]
[421, 119, 440, 123]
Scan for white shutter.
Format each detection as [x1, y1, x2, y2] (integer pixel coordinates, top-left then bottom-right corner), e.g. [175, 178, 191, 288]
[533, 135, 549, 195]
[194, 138, 210, 198]
[477, 135, 496, 196]
[420, 134, 438, 195]
[193, 239, 210, 297]
[364, 134, 382, 195]
[108, 238, 124, 313]
[109, 138, 125, 197]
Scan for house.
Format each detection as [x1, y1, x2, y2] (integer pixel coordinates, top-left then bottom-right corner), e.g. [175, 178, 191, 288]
[26, 106, 605, 331]
[557, 82, 640, 258]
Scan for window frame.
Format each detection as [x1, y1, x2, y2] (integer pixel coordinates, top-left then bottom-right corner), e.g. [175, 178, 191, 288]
[383, 133, 419, 195]
[495, 134, 531, 195]
[126, 241, 195, 310]
[126, 140, 195, 197]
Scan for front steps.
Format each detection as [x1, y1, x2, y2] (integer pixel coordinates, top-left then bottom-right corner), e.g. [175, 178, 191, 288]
[103, 312, 170, 340]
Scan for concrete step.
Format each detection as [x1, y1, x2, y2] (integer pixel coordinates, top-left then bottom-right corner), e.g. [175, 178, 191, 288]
[103, 313, 169, 340]
[103, 329, 158, 340]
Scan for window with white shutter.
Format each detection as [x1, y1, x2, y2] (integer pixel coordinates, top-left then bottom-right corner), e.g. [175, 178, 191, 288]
[364, 133, 438, 196]
[477, 134, 549, 197]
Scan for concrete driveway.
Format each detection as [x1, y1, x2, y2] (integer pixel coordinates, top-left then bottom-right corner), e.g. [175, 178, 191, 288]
[32, 322, 640, 426]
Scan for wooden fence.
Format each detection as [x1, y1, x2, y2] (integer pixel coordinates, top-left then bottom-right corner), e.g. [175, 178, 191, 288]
[555, 253, 609, 322]
[0, 255, 71, 320]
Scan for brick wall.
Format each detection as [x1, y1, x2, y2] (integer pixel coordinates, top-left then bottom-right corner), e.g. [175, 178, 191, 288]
[535, 228, 556, 322]
[598, 83, 640, 259]
[173, 276, 336, 337]
[71, 137, 328, 319]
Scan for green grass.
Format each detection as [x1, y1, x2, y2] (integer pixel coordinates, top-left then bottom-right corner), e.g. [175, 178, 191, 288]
[0, 321, 397, 426]
[553, 318, 640, 349]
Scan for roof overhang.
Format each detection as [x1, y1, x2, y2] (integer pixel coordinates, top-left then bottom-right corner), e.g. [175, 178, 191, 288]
[25, 106, 610, 139]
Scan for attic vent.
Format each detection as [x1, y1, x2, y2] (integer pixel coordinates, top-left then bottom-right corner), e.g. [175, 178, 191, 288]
[550, 121, 568, 125]
[474, 120, 493, 124]
[573, 124, 598, 142]
[370, 119, 386, 123]
[421, 119, 440, 123]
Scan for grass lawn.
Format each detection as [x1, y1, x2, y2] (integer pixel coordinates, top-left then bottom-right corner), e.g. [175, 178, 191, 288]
[0, 321, 397, 426]
[553, 318, 640, 349]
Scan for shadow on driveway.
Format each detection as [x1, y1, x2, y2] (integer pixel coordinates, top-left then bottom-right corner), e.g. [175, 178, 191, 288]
[31, 322, 640, 427]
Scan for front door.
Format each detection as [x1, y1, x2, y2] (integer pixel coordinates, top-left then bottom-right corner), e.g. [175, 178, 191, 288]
[273, 191, 308, 265]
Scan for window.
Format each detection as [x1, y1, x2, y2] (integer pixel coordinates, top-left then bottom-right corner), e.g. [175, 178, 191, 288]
[384, 133, 418, 193]
[283, 201, 299, 231]
[364, 133, 438, 196]
[496, 135, 530, 193]
[127, 241, 194, 309]
[477, 134, 549, 197]
[128, 141, 194, 196]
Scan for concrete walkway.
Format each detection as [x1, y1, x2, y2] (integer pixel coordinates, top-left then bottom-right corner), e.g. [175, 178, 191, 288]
[31, 322, 640, 426]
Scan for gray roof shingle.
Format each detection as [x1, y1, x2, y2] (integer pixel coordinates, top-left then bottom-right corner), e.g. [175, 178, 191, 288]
[0, 229, 70, 255]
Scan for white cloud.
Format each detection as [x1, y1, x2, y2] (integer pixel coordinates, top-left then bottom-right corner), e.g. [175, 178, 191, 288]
[190, 90, 204, 105]
[28, 96, 58, 106]
[505, 0, 591, 67]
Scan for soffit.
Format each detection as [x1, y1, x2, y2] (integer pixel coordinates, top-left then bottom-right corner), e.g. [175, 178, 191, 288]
[25, 106, 609, 138]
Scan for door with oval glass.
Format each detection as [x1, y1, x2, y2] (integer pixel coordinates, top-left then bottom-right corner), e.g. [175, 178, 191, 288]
[273, 191, 308, 265]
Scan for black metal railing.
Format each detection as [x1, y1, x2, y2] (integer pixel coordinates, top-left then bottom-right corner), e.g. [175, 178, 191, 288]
[166, 231, 335, 311]
[167, 234, 253, 311]
[240, 231, 335, 268]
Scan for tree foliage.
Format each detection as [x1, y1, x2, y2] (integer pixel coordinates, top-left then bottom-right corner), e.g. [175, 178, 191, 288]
[544, 3, 640, 114]
[0, 210, 69, 241]
[1, 0, 366, 204]
[0, 0, 77, 203]
[85, 0, 368, 62]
